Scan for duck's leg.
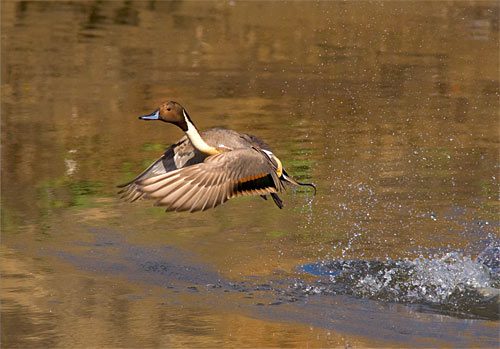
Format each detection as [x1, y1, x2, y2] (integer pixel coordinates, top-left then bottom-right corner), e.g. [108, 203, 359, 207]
[259, 194, 283, 208]
[270, 193, 283, 209]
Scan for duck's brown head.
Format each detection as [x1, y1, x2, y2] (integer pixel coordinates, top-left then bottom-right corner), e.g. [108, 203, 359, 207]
[139, 101, 190, 131]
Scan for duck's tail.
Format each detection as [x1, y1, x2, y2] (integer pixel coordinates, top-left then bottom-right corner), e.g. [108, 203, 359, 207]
[281, 169, 317, 195]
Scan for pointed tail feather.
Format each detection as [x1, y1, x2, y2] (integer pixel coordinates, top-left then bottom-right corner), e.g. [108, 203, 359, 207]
[281, 170, 316, 195]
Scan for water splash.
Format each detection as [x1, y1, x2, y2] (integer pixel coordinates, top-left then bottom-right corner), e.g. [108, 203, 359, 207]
[298, 244, 500, 320]
[296, 190, 316, 231]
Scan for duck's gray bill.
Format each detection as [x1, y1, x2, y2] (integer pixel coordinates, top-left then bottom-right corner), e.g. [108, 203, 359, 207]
[139, 110, 160, 120]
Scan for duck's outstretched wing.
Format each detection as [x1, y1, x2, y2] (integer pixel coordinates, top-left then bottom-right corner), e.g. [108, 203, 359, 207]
[136, 148, 285, 212]
[117, 137, 204, 202]
[117, 153, 170, 202]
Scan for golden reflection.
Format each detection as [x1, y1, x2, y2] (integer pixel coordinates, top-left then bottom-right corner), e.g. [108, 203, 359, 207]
[1, 0, 499, 347]
[2, 246, 387, 348]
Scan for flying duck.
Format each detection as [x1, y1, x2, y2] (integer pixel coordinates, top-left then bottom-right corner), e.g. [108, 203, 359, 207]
[118, 101, 315, 212]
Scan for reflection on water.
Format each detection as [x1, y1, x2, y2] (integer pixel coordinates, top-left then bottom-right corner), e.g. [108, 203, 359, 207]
[1, 1, 499, 347]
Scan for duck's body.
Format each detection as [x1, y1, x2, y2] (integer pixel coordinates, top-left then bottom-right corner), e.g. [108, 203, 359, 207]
[118, 101, 315, 212]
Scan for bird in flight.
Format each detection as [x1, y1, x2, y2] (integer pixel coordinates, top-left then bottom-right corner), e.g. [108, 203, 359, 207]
[118, 101, 315, 212]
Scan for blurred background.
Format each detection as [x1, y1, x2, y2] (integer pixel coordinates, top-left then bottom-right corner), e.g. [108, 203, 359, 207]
[1, 1, 499, 348]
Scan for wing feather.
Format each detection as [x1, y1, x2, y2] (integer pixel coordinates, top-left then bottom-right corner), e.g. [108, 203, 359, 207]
[135, 148, 282, 212]
[199, 185, 218, 212]
[117, 136, 205, 202]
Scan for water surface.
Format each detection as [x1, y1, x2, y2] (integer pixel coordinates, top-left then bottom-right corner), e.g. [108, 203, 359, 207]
[1, 1, 499, 347]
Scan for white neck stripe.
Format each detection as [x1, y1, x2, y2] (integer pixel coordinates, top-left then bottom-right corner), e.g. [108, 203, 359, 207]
[182, 110, 219, 155]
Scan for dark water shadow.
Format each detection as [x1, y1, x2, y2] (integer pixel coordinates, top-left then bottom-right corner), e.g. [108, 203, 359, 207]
[46, 226, 499, 347]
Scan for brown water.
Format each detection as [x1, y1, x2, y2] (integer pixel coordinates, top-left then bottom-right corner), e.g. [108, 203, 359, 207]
[1, 1, 499, 348]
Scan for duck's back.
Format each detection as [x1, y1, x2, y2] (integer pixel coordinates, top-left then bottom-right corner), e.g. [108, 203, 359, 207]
[201, 128, 270, 150]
